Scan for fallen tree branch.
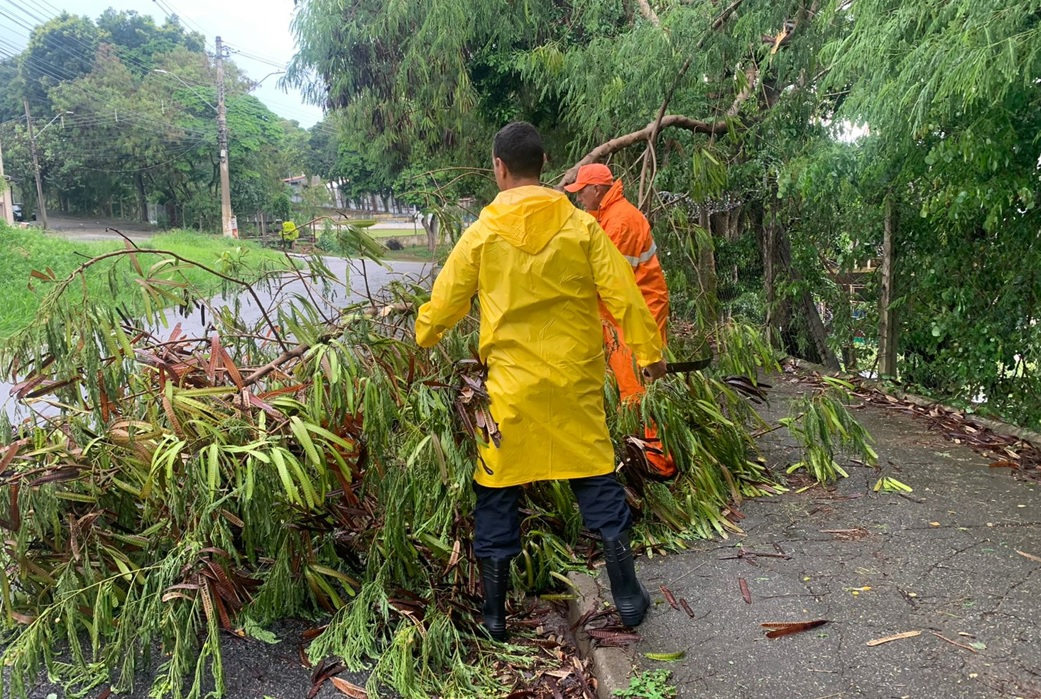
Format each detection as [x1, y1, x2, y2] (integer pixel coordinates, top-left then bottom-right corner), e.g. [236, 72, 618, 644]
[558, 115, 728, 190]
[242, 303, 413, 387]
[50, 236, 293, 354]
[635, 0, 747, 211]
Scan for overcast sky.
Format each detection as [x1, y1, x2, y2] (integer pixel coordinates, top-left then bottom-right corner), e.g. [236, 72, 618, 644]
[0, 0, 324, 128]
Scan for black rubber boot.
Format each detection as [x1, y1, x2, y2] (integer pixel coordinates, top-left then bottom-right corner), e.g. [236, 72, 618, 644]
[602, 532, 651, 627]
[478, 557, 511, 641]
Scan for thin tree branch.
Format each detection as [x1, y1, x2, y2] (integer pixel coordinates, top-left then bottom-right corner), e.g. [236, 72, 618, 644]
[634, 0, 747, 212]
[708, 0, 746, 36]
[49, 235, 292, 353]
[558, 115, 729, 190]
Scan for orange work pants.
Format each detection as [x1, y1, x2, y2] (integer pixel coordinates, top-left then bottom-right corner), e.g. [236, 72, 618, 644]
[603, 322, 676, 479]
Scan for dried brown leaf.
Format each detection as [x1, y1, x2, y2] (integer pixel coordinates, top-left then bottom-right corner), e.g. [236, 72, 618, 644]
[762, 619, 828, 638]
[660, 585, 679, 610]
[989, 460, 1018, 469]
[739, 577, 751, 604]
[331, 676, 369, 698]
[866, 630, 921, 646]
[586, 628, 642, 643]
[1015, 549, 1041, 564]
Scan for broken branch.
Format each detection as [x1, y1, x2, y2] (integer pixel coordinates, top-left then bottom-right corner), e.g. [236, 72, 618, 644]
[558, 115, 729, 190]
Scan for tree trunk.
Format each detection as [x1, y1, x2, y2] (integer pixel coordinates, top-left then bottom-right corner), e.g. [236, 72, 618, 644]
[136, 173, 148, 223]
[697, 208, 720, 327]
[757, 201, 840, 369]
[421, 213, 440, 253]
[753, 203, 779, 347]
[878, 196, 899, 378]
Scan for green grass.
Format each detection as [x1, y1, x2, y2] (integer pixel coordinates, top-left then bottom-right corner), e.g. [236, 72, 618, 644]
[366, 225, 422, 239]
[0, 225, 292, 339]
[382, 243, 450, 262]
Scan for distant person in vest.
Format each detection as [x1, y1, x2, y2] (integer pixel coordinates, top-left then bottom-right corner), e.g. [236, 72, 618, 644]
[565, 164, 676, 480]
[415, 123, 666, 641]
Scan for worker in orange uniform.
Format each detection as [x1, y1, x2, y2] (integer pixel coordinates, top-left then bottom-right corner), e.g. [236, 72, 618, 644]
[565, 164, 676, 480]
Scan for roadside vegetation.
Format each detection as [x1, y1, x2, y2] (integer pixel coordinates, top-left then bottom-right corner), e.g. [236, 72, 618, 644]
[0, 224, 293, 338]
[0, 238, 873, 697]
[0, 0, 1036, 697]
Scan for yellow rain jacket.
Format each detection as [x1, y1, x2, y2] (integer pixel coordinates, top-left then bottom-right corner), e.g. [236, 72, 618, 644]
[415, 186, 663, 487]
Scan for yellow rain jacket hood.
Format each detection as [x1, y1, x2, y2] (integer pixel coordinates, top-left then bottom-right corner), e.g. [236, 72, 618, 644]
[416, 186, 663, 487]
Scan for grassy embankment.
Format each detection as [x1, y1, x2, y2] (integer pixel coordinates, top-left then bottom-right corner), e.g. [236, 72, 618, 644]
[0, 225, 293, 339]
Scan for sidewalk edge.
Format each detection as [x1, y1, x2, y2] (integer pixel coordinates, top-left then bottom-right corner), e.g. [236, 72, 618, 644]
[566, 570, 635, 699]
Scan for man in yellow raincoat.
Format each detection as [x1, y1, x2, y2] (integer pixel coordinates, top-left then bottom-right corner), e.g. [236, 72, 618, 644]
[416, 122, 667, 641]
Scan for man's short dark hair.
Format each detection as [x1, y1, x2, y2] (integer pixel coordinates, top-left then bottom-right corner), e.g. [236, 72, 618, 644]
[493, 122, 545, 179]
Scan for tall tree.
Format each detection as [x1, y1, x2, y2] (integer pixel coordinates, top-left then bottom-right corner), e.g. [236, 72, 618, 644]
[291, 0, 1041, 424]
[19, 13, 102, 110]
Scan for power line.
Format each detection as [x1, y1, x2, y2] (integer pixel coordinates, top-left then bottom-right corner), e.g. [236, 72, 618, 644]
[68, 137, 210, 172]
[0, 46, 217, 139]
[0, 4, 40, 36]
[150, 0, 206, 37]
[227, 47, 286, 70]
[4, 0, 324, 130]
[0, 33, 219, 139]
[4, 0, 213, 94]
[0, 39, 86, 84]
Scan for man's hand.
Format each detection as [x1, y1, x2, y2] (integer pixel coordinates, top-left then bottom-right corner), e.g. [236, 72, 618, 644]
[641, 359, 668, 383]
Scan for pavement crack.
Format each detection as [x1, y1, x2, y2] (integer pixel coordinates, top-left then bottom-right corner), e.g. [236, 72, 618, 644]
[984, 566, 1039, 616]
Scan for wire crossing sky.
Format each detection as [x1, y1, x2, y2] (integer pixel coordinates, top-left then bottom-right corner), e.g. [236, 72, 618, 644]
[0, 0, 324, 128]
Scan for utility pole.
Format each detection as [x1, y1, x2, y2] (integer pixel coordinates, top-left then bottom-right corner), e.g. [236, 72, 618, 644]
[215, 36, 236, 238]
[0, 130, 13, 226]
[23, 99, 48, 230]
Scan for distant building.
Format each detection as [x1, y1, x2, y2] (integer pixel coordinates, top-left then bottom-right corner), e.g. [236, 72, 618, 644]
[282, 175, 319, 204]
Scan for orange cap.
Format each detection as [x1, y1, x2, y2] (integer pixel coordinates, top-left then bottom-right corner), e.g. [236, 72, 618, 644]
[564, 163, 614, 192]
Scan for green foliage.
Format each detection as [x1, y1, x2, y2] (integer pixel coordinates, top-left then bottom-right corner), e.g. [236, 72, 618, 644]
[19, 13, 102, 110]
[95, 10, 204, 70]
[288, 0, 1041, 427]
[2, 13, 314, 230]
[0, 240, 866, 697]
[814, 0, 1041, 426]
[781, 377, 878, 484]
[614, 669, 677, 699]
[0, 224, 289, 338]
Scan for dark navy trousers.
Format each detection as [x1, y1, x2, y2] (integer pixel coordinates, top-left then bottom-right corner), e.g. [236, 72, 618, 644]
[473, 474, 632, 559]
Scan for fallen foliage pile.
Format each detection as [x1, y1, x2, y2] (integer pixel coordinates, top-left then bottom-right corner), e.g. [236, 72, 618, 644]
[0, 243, 872, 698]
[855, 389, 1041, 483]
[788, 365, 1041, 483]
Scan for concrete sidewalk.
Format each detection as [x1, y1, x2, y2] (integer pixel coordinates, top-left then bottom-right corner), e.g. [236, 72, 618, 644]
[596, 375, 1041, 699]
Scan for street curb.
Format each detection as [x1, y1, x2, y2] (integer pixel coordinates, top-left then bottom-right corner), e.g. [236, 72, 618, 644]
[566, 570, 634, 699]
[790, 358, 1041, 448]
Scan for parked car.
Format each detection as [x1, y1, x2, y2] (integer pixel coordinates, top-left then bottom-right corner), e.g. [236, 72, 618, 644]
[12, 203, 35, 222]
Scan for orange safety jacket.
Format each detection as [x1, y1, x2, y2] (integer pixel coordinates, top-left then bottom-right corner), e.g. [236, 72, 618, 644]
[594, 180, 676, 479]
[594, 180, 669, 339]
